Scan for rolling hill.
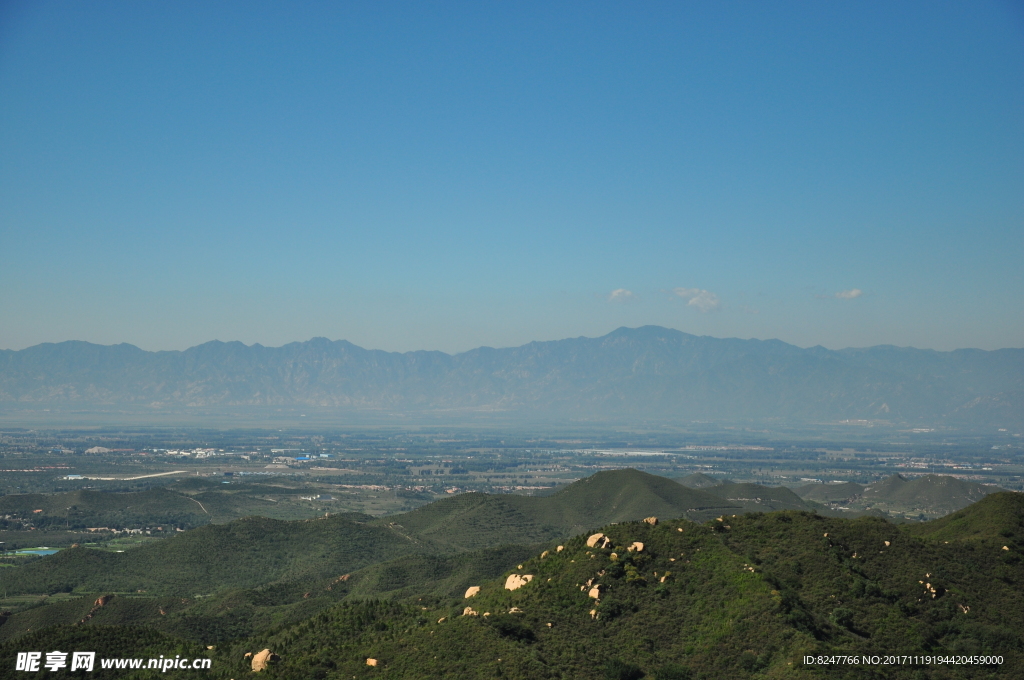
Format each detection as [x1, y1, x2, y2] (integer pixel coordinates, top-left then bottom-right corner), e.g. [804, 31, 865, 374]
[792, 474, 1004, 519]
[701, 482, 813, 512]
[792, 481, 865, 503]
[371, 469, 743, 550]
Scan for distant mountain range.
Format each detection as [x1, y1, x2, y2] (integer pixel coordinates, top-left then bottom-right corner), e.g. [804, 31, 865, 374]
[2, 326, 1023, 426]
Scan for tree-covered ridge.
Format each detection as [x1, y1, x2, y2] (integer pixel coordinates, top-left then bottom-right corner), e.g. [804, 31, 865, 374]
[376, 470, 744, 549]
[200, 494, 1022, 679]
[1, 494, 1021, 678]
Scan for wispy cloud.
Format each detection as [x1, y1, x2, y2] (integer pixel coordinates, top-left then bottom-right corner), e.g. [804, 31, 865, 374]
[670, 287, 721, 312]
[834, 289, 863, 299]
[608, 288, 636, 302]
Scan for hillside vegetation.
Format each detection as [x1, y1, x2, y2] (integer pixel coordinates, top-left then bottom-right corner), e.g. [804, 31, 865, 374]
[1, 471, 1021, 679]
[200, 492, 1024, 678]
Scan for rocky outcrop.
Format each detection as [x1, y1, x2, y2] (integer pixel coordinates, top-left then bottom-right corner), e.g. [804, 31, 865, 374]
[251, 649, 279, 672]
[504, 574, 534, 591]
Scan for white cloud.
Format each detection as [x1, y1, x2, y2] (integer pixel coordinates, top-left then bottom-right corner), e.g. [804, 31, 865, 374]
[835, 289, 863, 299]
[671, 287, 721, 312]
[608, 288, 635, 302]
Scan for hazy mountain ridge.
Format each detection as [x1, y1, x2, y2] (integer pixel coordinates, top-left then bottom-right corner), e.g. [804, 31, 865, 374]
[2, 326, 1023, 425]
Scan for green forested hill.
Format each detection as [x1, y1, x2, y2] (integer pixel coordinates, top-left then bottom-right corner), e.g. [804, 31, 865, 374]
[793, 474, 1004, 519]
[0, 515, 424, 597]
[703, 482, 812, 512]
[907, 490, 1024, 544]
[377, 469, 743, 550]
[859, 474, 1000, 518]
[677, 472, 729, 488]
[1, 475, 1021, 679]
[201, 492, 1024, 679]
[0, 470, 743, 599]
[793, 482, 865, 503]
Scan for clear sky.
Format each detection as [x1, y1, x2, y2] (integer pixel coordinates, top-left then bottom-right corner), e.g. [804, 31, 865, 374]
[2, 1, 1022, 353]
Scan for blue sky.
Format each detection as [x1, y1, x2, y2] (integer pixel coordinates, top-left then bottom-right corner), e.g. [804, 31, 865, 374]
[2, 1, 1022, 353]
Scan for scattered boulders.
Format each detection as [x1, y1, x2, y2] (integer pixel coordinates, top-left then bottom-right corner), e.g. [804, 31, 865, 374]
[437, 617, 446, 623]
[540, 550, 549, 559]
[465, 586, 481, 598]
[586, 533, 610, 548]
[628, 542, 644, 553]
[643, 517, 658, 525]
[509, 607, 523, 614]
[463, 607, 478, 617]
[884, 541, 891, 547]
[557, 545, 564, 552]
[366, 658, 378, 667]
[588, 585, 603, 599]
